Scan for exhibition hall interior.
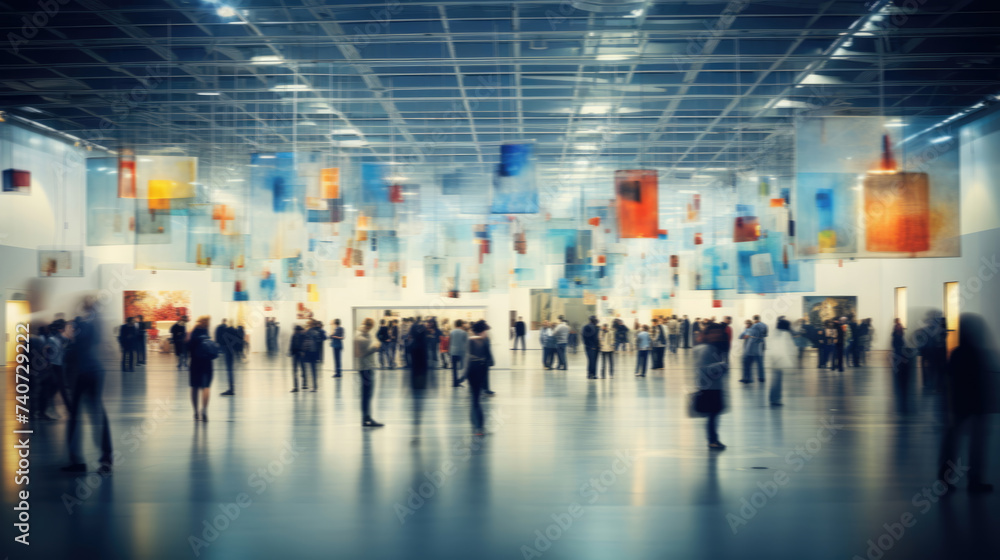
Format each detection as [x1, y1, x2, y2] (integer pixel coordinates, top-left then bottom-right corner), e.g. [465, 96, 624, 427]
[2, 0, 1000, 558]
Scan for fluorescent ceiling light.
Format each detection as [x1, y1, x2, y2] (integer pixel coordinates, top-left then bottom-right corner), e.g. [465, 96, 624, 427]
[386, 176, 409, 183]
[331, 128, 360, 135]
[774, 99, 810, 109]
[258, 155, 276, 159]
[227, 178, 244, 182]
[931, 136, 953, 144]
[678, 190, 699, 194]
[336, 139, 367, 147]
[217, 6, 237, 18]
[884, 121, 905, 127]
[197, 92, 221, 96]
[597, 54, 631, 61]
[251, 55, 284, 64]
[580, 104, 611, 114]
[271, 84, 310, 91]
[624, 8, 644, 18]
[20, 106, 43, 113]
[297, 120, 317, 126]
[574, 144, 599, 151]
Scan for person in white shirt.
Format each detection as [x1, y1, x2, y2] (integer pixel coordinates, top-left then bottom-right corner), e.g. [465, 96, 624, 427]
[599, 323, 616, 378]
[766, 317, 797, 406]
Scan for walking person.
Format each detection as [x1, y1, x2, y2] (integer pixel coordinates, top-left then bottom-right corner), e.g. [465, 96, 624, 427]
[635, 325, 651, 377]
[512, 316, 526, 351]
[62, 296, 114, 474]
[692, 323, 729, 450]
[553, 316, 570, 370]
[667, 315, 681, 355]
[235, 324, 247, 363]
[171, 317, 189, 369]
[216, 319, 237, 396]
[387, 319, 399, 369]
[426, 318, 441, 368]
[833, 317, 847, 372]
[40, 319, 71, 419]
[767, 318, 797, 406]
[439, 323, 451, 369]
[681, 315, 691, 349]
[741, 315, 768, 382]
[330, 319, 344, 377]
[409, 318, 430, 439]
[738, 320, 753, 383]
[449, 320, 469, 387]
[303, 320, 325, 391]
[118, 316, 137, 372]
[289, 325, 306, 392]
[582, 315, 601, 379]
[936, 313, 995, 493]
[650, 318, 665, 370]
[467, 320, 494, 436]
[355, 318, 384, 427]
[599, 323, 615, 378]
[187, 316, 217, 422]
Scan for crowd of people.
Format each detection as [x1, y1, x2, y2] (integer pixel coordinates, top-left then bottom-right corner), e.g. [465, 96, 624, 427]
[20, 299, 994, 492]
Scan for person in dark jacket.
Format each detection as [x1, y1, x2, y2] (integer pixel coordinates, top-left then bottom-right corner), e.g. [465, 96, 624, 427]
[118, 316, 137, 372]
[62, 296, 114, 474]
[582, 315, 601, 379]
[409, 319, 430, 440]
[171, 317, 189, 369]
[289, 325, 307, 392]
[188, 316, 214, 422]
[937, 313, 996, 493]
[377, 319, 390, 369]
[135, 314, 148, 365]
[302, 320, 325, 391]
[467, 320, 494, 436]
[512, 316, 526, 351]
[216, 319, 236, 396]
[330, 319, 345, 377]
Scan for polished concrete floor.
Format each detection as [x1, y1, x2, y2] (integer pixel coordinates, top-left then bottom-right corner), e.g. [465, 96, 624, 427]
[2, 347, 998, 560]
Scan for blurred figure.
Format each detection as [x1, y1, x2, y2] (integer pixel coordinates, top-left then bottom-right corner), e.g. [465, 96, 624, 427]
[303, 320, 325, 391]
[408, 318, 429, 438]
[582, 315, 601, 379]
[540, 320, 555, 369]
[747, 315, 768, 382]
[171, 316, 189, 369]
[63, 296, 114, 474]
[553, 316, 569, 370]
[135, 314, 147, 365]
[467, 320, 494, 436]
[512, 315, 526, 351]
[387, 319, 398, 369]
[377, 319, 390, 369]
[738, 319, 753, 382]
[792, 317, 810, 366]
[599, 323, 615, 378]
[439, 323, 451, 369]
[692, 317, 703, 345]
[568, 324, 579, 355]
[426, 318, 441, 368]
[265, 317, 279, 356]
[666, 315, 681, 355]
[289, 325, 306, 392]
[118, 316, 137, 372]
[449, 320, 468, 387]
[917, 310, 947, 392]
[693, 323, 729, 450]
[215, 319, 236, 396]
[635, 325, 651, 377]
[832, 317, 847, 372]
[937, 313, 996, 493]
[235, 323, 247, 363]
[40, 319, 71, 419]
[860, 318, 874, 365]
[681, 315, 691, 349]
[720, 316, 734, 366]
[188, 316, 215, 422]
[821, 320, 838, 369]
[399, 318, 412, 368]
[650, 318, 665, 370]
[767, 317, 796, 406]
[847, 316, 861, 367]
[330, 318, 344, 377]
[355, 317, 384, 427]
[614, 319, 629, 352]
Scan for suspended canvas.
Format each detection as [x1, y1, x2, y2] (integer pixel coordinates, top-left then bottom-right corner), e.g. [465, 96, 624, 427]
[492, 143, 539, 214]
[87, 157, 136, 245]
[37, 247, 84, 277]
[615, 170, 658, 239]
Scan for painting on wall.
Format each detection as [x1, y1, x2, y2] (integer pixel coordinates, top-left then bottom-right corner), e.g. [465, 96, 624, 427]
[803, 296, 858, 329]
[529, 288, 596, 331]
[37, 247, 84, 277]
[124, 290, 191, 322]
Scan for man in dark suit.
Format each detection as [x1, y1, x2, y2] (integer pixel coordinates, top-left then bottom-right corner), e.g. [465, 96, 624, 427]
[216, 319, 237, 396]
[118, 316, 137, 372]
[512, 316, 527, 351]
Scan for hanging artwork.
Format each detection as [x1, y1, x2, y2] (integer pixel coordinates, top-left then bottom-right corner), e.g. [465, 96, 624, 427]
[492, 143, 538, 214]
[37, 247, 84, 277]
[614, 169, 658, 238]
[87, 157, 136, 245]
[2, 168, 30, 193]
